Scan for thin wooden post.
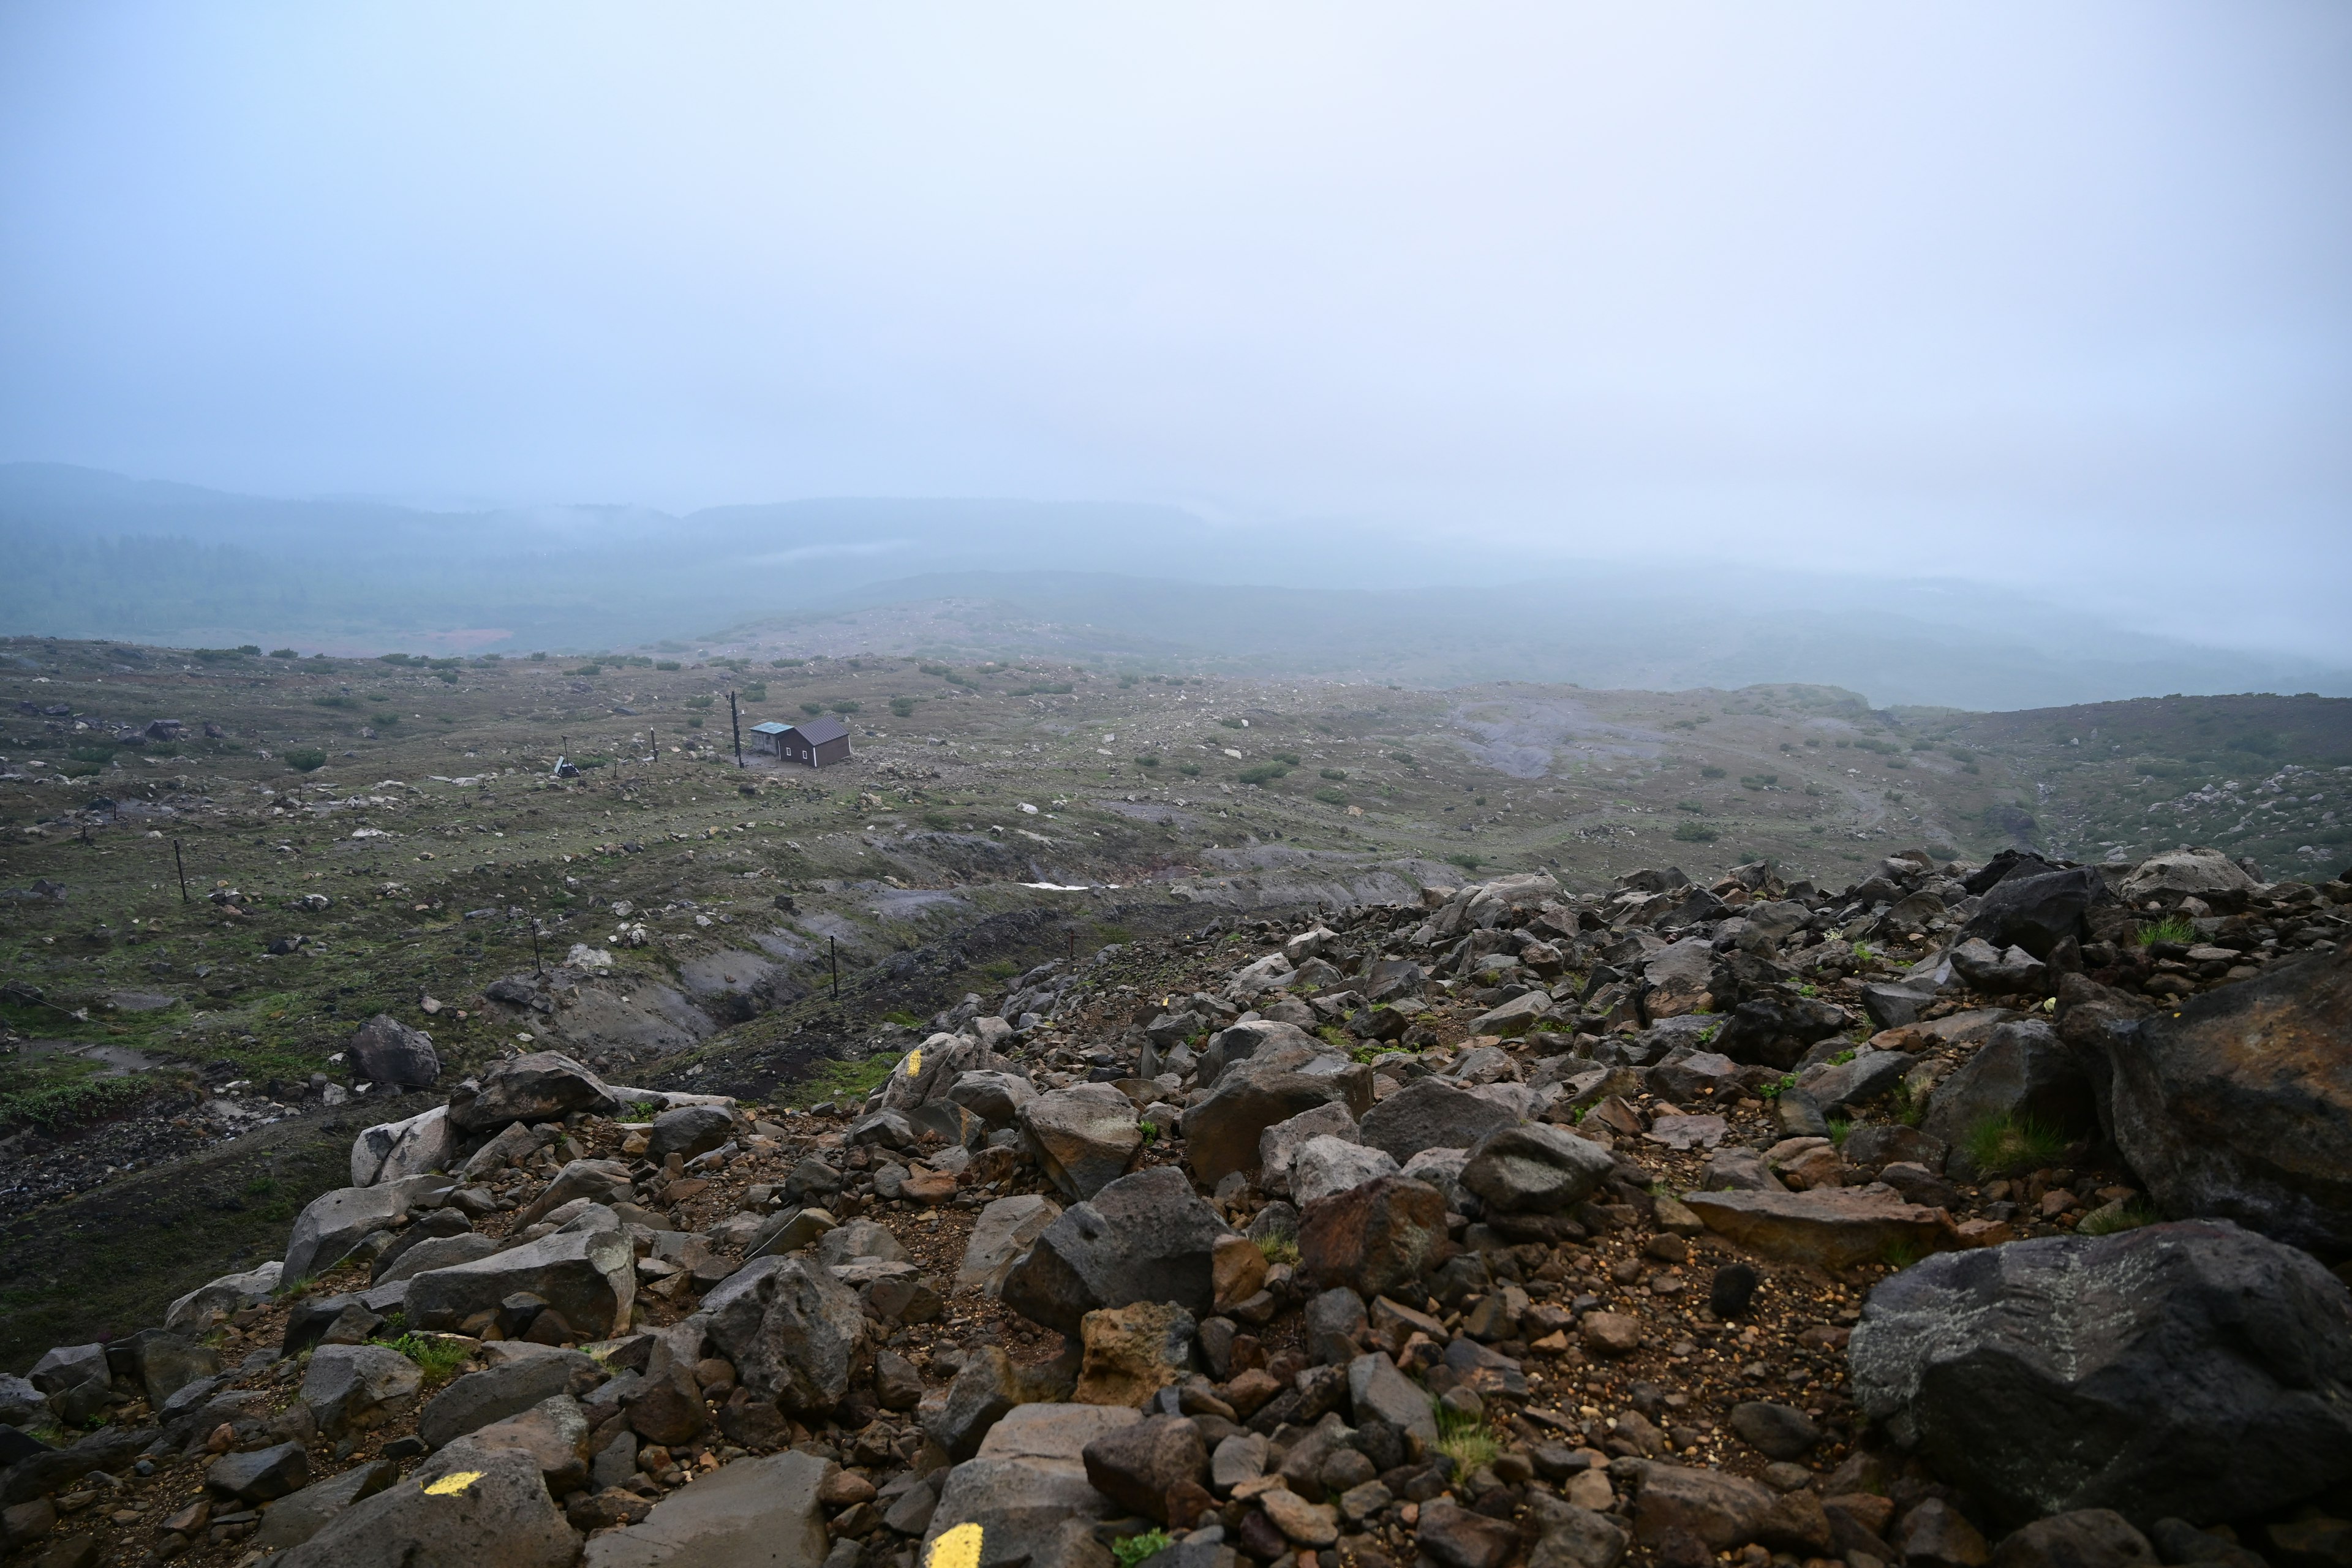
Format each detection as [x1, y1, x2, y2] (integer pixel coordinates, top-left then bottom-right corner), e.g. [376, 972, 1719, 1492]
[729, 692, 744, 768]
[172, 838, 189, 903]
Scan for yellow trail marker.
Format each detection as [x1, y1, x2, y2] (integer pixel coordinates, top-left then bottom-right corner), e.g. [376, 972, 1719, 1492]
[927, 1522, 983, 1568]
[906, 1049, 922, 1078]
[423, 1471, 484, 1496]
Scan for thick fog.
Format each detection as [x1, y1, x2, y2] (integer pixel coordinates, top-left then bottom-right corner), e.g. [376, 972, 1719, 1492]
[2, 2, 2347, 660]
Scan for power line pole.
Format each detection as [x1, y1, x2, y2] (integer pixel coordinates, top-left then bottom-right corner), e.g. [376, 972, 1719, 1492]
[728, 691, 744, 769]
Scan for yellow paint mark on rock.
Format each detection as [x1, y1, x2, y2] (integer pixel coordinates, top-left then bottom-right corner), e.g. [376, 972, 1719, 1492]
[423, 1471, 484, 1496]
[906, 1049, 922, 1078]
[927, 1522, 983, 1568]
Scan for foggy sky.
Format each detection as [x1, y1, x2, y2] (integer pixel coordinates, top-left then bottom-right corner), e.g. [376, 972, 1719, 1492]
[2, 3, 2347, 659]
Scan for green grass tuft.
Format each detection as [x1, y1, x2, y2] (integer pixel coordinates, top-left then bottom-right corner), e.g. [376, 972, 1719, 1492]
[1434, 1401, 1500, 1476]
[2136, 914, 2197, 946]
[1112, 1531, 1174, 1568]
[2076, 1199, 2160, 1237]
[374, 1331, 473, 1382]
[1964, 1114, 2071, 1176]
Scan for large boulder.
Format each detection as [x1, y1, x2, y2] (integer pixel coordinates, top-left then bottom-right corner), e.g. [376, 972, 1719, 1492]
[1460, 1124, 1615, 1214]
[271, 1437, 578, 1568]
[1357, 1077, 1519, 1165]
[1291, 1136, 1400, 1205]
[405, 1209, 635, 1337]
[1849, 1219, 2352, 1526]
[878, 1032, 1001, 1113]
[1297, 1176, 1448, 1297]
[2120, 848, 2256, 908]
[1708, 996, 1852, 1071]
[417, 1349, 605, 1449]
[1082, 1414, 1208, 1523]
[1000, 1166, 1233, 1337]
[1642, 938, 1719, 1018]
[1795, 1047, 1913, 1112]
[347, 1014, 441, 1089]
[446, 1051, 616, 1133]
[646, 1104, 734, 1161]
[249, 1460, 401, 1554]
[284, 1175, 445, 1283]
[350, 1106, 456, 1188]
[1964, 868, 2106, 959]
[2067, 947, 2352, 1253]
[300, 1344, 422, 1438]
[1924, 1019, 2098, 1177]
[580, 1450, 830, 1567]
[165, 1261, 283, 1332]
[700, 1255, 868, 1414]
[922, 1404, 1140, 1568]
[957, 1194, 1063, 1295]
[1019, 1084, 1144, 1200]
[512, 1158, 635, 1226]
[1683, 1185, 1959, 1271]
[946, 1070, 1037, 1128]
[1183, 1041, 1373, 1188]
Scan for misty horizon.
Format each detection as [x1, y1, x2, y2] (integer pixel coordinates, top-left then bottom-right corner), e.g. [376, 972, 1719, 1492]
[4, 4, 2348, 673]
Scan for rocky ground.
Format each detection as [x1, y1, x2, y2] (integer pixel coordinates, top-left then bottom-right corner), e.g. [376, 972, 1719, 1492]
[2, 835, 2348, 1568]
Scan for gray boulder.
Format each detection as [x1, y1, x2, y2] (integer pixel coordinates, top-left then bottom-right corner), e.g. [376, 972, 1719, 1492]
[164, 1260, 283, 1332]
[1357, 1076, 1519, 1165]
[1795, 1047, 1912, 1112]
[1000, 1166, 1234, 1336]
[1183, 1041, 1373, 1189]
[405, 1209, 634, 1337]
[250, 1460, 400, 1553]
[417, 1348, 604, 1449]
[1849, 1218, 2352, 1526]
[1460, 1123, 1615, 1214]
[1926, 1019, 2097, 1177]
[513, 1157, 634, 1226]
[946, 1070, 1037, 1127]
[351, 1106, 456, 1188]
[299, 1344, 422, 1438]
[347, 1013, 442, 1089]
[272, 1437, 576, 1568]
[1951, 939, 2050, 996]
[446, 1050, 616, 1133]
[922, 1403, 1140, 1568]
[2068, 946, 2352, 1253]
[647, 1104, 734, 1161]
[284, 1175, 445, 1283]
[957, 1194, 1062, 1295]
[1019, 1084, 1143, 1199]
[581, 1450, 831, 1567]
[207, 1441, 311, 1502]
[1291, 1136, 1400, 1205]
[1257, 1102, 1361, 1199]
[701, 1255, 868, 1414]
[374, 1231, 500, 1286]
[2120, 848, 2255, 907]
[1965, 867, 2106, 959]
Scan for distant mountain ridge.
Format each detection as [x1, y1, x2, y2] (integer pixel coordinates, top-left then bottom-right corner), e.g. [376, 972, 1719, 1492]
[3, 462, 2346, 710]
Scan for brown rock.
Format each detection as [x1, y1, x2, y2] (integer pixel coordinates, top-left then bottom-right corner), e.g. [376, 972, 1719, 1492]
[1081, 1414, 1209, 1523]
[1629, 1461, 1777, 1553]
[1212, 1233, 1270, 1314]
[1683, 1183, 1959, 1270]
[1415, 1498, 1518, 1568]
[1899, 1498, 1992, 1568]
[1579, 1313, 1643, 1357]
[1260, 1487, 1341, 1548]
[1298, 1177, 1449, 1297]
[1076, 1302, 1197, 1408]
[819, 1469, 878, 1506]
[1755, 1490, 1834, 1556]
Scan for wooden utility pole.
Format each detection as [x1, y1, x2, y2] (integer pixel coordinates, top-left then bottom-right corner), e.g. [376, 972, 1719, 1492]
[728, 692, 744, 768]
[172, 838, 189, 903]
